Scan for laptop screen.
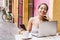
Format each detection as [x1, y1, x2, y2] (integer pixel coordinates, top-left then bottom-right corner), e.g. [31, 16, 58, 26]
[38, 21, 57, 37]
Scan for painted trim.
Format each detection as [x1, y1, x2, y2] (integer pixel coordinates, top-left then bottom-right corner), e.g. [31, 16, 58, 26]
[23, 0, 28, 27]
[49, 0, 54, 20]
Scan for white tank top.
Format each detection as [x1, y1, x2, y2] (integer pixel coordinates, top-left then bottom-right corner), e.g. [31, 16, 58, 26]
[31, 25, 38, 34]
[30, 17, 40, 34]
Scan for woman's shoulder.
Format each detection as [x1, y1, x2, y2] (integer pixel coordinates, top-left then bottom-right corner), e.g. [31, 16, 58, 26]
[29, 17, 33, 21]
[29, 16, 37, 21]
[28, 17, 33, 23]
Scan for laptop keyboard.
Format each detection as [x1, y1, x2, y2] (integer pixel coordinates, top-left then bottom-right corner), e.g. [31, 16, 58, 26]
[40, 36, 60, 40]
[32, 36, 60, 40]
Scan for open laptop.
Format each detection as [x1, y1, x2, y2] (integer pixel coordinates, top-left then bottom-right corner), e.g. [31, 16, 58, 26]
[33, 21, 57, 38]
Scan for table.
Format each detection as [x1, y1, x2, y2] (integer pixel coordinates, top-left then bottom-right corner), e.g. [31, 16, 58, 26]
[15, 34, 60, 40]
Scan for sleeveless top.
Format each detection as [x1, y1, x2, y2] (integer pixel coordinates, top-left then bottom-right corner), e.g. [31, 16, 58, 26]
[30, 16, 49, 35]
[30, 17, 40, 34]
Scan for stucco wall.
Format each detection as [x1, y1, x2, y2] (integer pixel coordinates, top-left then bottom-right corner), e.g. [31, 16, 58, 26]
[53, 0, 60, 32]
[12, 0, 18, 26]
[23, 0, 28, 27]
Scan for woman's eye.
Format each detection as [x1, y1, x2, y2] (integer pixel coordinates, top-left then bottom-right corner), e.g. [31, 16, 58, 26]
[41, 7, 47, 11]
[44, 8, 47, 11]
[41, 8, 43, 10]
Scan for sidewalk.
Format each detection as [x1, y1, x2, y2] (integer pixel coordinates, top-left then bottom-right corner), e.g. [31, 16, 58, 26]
[0, 22, 18, 40]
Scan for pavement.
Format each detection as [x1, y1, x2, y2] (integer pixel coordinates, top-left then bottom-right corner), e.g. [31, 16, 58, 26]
[0, 22, 19, 40]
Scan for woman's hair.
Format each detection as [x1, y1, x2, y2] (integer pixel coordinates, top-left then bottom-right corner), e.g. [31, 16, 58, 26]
[38, 3, 48, 11]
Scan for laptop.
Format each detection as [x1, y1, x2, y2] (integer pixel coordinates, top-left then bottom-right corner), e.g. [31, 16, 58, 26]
[33, 21, 57, 38]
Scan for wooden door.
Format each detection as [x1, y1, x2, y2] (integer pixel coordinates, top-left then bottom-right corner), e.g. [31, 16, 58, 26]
[18, 0, 23, 28]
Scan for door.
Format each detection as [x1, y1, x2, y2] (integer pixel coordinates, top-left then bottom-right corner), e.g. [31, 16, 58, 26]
[28, 0, 34, 20]
[18, 0, 23, 28]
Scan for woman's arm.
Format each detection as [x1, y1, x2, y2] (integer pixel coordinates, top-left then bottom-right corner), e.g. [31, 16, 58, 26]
[27, 17, 33, 33]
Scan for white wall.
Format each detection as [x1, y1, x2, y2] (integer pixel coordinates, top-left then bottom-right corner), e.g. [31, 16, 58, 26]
[0, 0, 6, 8]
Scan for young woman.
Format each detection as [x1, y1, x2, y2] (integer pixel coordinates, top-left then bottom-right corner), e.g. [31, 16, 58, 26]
[27, 3, 51, 34]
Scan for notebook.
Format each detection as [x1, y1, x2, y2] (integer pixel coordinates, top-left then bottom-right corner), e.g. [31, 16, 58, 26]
[33, 21, 57, 38]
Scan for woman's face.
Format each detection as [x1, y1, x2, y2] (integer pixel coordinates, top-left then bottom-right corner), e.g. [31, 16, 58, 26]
[38, 4, 48, 16]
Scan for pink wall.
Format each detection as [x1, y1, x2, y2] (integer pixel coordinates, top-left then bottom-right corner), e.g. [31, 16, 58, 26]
[18, 0, 23, 27]
[34, 0, 50, 16]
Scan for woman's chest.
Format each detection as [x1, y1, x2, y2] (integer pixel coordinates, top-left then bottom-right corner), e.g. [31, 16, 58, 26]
[32, 19, 40, 28]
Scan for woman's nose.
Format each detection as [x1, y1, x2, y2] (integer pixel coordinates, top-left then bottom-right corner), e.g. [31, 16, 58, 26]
[41, 9, 46, 12]
[41, 9, 44, 12]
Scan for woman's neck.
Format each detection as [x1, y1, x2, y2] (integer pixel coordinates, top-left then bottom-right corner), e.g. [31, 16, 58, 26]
[38, 15, 44, 20]
[38, 15, 49, 21]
